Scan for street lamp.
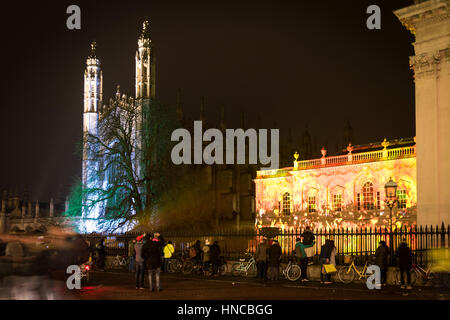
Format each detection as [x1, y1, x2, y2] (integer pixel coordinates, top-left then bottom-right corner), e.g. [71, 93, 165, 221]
[384, 177, 398, 264]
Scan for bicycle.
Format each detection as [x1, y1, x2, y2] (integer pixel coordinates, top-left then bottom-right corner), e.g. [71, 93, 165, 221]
[395, 263, 435, 286]
[182, 258, 204, 275]
[167, 253, 184, 273]
[280, 258, 302, 281]
[338, 255, 374, 284]
[231, 255, 257, 277]
[110, 254, 128, 269]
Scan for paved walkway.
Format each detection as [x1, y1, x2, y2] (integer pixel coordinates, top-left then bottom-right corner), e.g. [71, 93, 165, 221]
[70, 271, 449, 300]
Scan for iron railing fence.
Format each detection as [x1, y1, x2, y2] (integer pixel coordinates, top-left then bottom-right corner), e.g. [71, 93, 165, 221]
[83, 224, 450, 266]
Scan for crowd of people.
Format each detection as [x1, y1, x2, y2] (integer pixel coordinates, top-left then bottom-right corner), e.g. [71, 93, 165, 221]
[255, 227, 317, 282]
[252, 226, 420, 290]
[115, 234, 222, 292]
[91, 228, 444, 293]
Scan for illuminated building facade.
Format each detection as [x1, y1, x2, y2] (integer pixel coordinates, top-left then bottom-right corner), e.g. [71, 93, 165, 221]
[80, 21, 154, 233]
[254, 138, 417, 230]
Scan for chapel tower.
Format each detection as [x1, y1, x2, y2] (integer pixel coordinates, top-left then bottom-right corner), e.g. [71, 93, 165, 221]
[82, 41, 103, 195]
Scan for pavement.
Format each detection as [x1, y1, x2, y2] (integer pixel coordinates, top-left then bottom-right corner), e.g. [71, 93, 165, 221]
[67, 270, 450, 300]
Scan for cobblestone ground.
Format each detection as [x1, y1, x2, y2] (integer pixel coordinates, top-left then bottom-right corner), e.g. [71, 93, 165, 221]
[68, 270, 449, 300]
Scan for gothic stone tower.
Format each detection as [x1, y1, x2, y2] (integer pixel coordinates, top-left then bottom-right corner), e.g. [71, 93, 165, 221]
[82, 41, 103, 218]
[395, 0, 450, 226]
[135, 20, 156, 204]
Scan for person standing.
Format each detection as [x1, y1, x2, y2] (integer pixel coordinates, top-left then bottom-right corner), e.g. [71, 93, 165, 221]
[375, 240, 389, 286]
[193, 240, 203, 267]
[143, 233, 165, 292]
[328, 240, 336, 284]
[134, 235, 145, 289]
[255, 239, 268, 281]
[163, 240, 175, 273]
[96, 238, 106, 271]
[209, 240, 221, 277]
[319, 240, 332, 284]
[267, 240, 282, 281]
[396, 239, 413, 290]
[203, 240, 211, 275]
[301, 227, 315, 265]
[128, 239, 136, 273]
[295, 236, 315, 282]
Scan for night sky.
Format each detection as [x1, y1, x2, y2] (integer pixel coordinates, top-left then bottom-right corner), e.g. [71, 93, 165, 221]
[0, 0, 415, 202]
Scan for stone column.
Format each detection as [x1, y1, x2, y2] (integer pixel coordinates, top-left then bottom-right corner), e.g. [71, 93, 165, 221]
[395, 0, 450, 226]
[50, 198, 54, 218]
[65, 196, 69, 213]
[35, 201, 39, 218]
[0, 200, 6, 234]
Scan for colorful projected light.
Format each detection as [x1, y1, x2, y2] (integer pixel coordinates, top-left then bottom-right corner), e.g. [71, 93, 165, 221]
[254, 140, 417, 231]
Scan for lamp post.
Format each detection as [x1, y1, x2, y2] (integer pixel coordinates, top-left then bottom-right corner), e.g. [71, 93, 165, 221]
[384, 178, 398, 265]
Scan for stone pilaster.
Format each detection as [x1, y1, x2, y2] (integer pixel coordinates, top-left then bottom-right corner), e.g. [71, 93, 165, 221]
[395, 0, 450, 226]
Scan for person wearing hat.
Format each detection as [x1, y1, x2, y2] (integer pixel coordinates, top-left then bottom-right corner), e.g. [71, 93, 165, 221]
[375, 240, 390, 287]
[134, 235, 145, 289]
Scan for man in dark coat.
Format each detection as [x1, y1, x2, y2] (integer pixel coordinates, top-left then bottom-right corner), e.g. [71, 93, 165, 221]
[267, 240, 282, 281]
[375, 241, 390, 286]
[319, 239, 332, 284]
[396, 239, 413, 289]
[255, 239, 268, 281]
[301, 227, 315, 265]
[209, 241, 221, 277]
[143, 233, 165, 292]
[193, 240, 203, 266]
[95, 238, 106, 271]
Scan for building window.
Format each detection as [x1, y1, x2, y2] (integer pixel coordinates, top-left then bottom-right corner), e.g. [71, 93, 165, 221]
[363, 182, 374, 210]
[332, 194, 342, 212]
[376, 191, 381, 210]
[308, 195, 316, 213]
[357, 193, 361, 211]
[397, 189, 407, 209]
[282, 192, 291, 216]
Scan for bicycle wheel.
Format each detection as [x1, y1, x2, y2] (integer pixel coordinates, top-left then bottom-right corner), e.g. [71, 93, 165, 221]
[219, 264, 227, 275]
[338, 265, 356, 284]
[395, 268, 417, 285]
[246, 263, 257, 277]
[167, 260, 175, 273]
[182, 260, 194, 274]
[231, 263, 242, 276]
[286, 264, 302, 281]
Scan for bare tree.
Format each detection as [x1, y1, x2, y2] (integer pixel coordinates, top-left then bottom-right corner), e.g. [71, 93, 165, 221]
[79, 91, 177, 232]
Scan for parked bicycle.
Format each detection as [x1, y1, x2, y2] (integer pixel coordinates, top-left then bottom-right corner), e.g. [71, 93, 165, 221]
[338, 255, 374, 284]
[231, 255, 257, 277]
[167, 253, 185, 273]
[280, 257, 302, 281]
[109, 254, 128, 269]
[395, 263, 435, 286]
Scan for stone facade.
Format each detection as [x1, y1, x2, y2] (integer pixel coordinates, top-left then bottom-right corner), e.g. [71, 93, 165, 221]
[395, 0, 450, 226]
[255, 139, 417, 230]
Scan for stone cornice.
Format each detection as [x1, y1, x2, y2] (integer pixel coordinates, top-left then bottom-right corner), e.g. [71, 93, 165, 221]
[394, 0, 449, 34]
